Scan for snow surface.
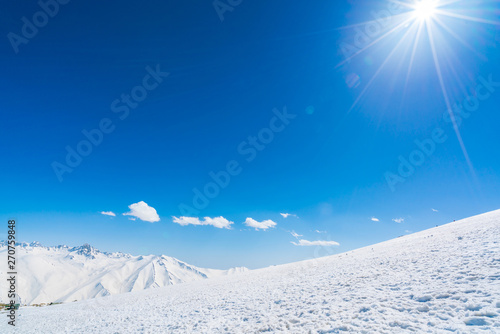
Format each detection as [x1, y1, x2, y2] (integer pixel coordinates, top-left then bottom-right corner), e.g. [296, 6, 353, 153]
[0, 242, 247, 305]
[2, 209, 499, 333]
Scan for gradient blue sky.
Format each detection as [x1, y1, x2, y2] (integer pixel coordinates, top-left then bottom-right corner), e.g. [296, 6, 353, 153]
[1, 0, 499, 269]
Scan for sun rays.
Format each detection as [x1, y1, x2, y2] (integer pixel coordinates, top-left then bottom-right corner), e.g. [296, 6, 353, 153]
[338, 0, 500, 176]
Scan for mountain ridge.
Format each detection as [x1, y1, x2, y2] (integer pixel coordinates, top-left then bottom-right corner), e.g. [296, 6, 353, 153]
[0, 241, 248, 305]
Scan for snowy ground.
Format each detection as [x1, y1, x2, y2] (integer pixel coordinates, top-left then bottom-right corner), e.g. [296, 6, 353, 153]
[2, 209, 499, 333]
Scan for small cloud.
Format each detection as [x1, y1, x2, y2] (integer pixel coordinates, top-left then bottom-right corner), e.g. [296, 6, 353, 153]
[431, 208, 438, 212]
[315, 230, 327, 234]
[172, 216, 233, 229]
[291, 239, 340, 247]
[405, 230, 412, 234]
[371, 217, 380, 222]
[244, 218, 277, 230]
[123, 201, 160, 223]
[280, 213, 298, 218]
[289, 230, 302, 239]
[392, 217, 404, 224]
[128, 217, 136, 221]
[100, 211, 116, 217]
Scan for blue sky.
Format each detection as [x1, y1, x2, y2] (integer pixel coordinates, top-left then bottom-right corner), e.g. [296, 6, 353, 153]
[1, 0, 499, 269]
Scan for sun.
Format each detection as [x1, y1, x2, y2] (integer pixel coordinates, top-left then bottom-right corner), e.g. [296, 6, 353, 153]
[335, 0, 500, 179]
[413, 0, 438, 21]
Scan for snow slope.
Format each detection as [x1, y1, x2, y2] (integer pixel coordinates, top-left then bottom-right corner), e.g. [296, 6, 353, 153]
[3, 209, 500, 333]
[0, 242, 247, 305]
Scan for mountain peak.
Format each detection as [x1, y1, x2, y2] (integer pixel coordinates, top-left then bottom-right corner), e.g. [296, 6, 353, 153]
[70, 243, 100, 259]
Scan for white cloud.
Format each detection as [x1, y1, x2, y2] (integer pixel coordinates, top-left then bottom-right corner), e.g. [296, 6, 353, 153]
[123, 201, 160, 223]
[244, 218, 277, 230]
[291, 239, 340, 247]
[280, 213, 298, 218]
[315, 230, 327, 234]
[100, 211, 116, 217]
[172, 216, 233, 229]
[289, 230, 302, 239]
[202, 217, 233, 229]
[371, 217, 380, 222]
[393, 217, 404, 224]
[431, 208, 439, 212]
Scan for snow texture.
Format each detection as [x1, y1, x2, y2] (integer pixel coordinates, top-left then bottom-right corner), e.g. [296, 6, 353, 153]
[2, 209, 499, 333]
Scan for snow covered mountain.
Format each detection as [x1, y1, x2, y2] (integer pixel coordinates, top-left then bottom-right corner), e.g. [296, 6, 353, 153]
[5, 209, 499, 333]
[0, 241, 247, 305]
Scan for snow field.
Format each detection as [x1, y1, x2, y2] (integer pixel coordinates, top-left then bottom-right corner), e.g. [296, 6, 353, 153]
[2, 209, 499, 333]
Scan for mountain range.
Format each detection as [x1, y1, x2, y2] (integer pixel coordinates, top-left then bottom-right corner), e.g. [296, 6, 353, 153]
[0, 241, 248, 305]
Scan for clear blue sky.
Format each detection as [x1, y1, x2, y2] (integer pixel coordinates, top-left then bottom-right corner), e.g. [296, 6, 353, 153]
[1, 0, 499, 269]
